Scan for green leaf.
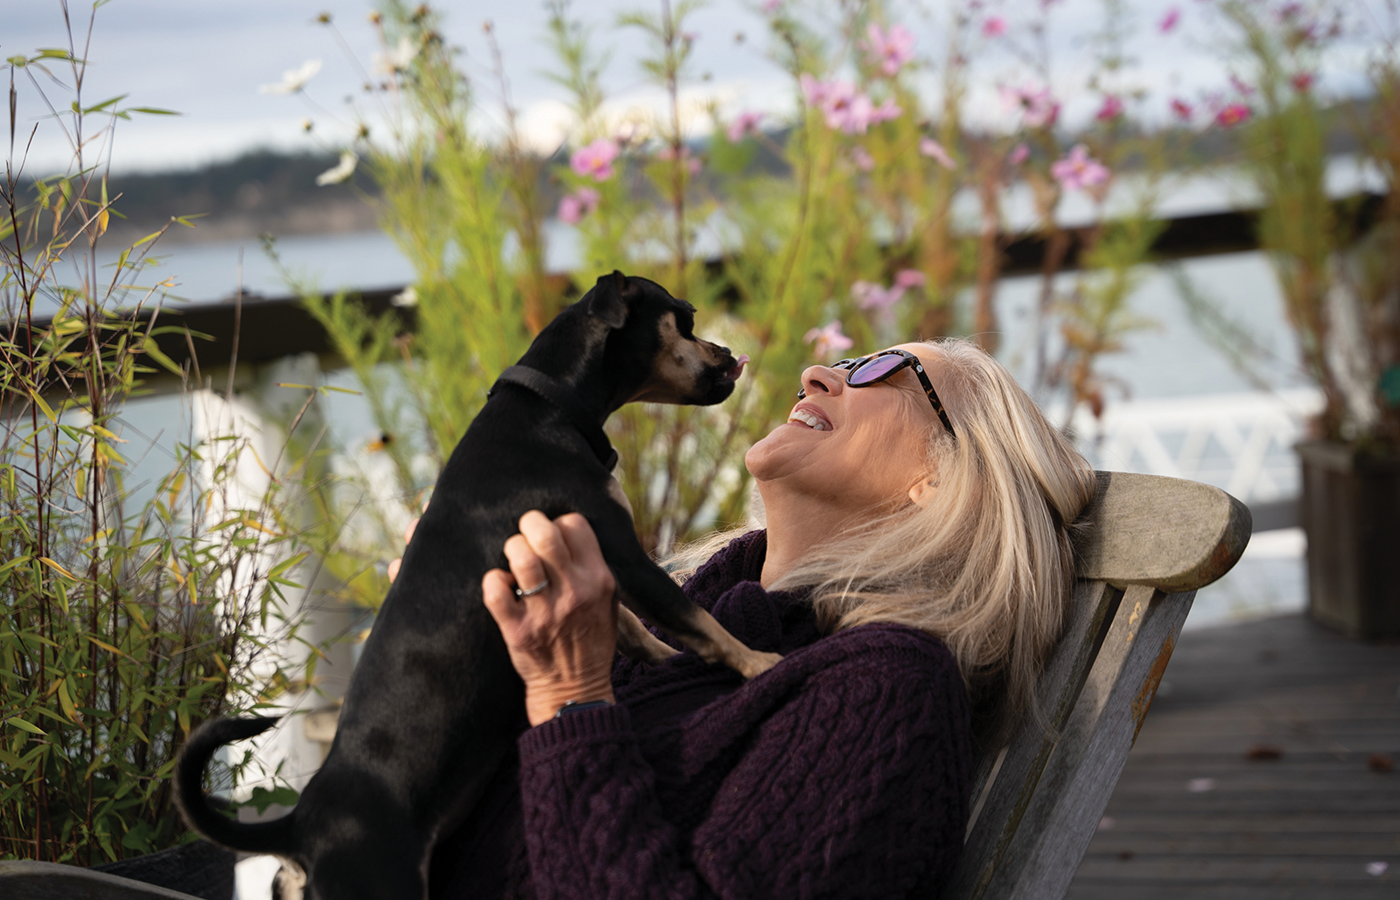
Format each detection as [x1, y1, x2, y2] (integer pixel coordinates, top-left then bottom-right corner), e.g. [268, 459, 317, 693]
[82, 94, 127, 115]
[28, 390, 57, 423]
[128, 106, 181, 116]
[245, 784, 300, 814]
[57, 679, 80, 721]
[141, 339, 183, 376]
[7, 717, 46, 736]
[267, 551, 309, 580]
[33, 48, 75, 61]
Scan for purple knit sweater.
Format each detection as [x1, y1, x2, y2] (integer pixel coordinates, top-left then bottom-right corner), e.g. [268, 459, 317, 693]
[429, 530, 973, 899]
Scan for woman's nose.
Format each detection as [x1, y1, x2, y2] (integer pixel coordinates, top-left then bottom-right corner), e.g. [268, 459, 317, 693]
[797, 365, 844, 399]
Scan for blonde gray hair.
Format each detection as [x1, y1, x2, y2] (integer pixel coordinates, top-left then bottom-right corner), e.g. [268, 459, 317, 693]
[673, 338, 1097, 743]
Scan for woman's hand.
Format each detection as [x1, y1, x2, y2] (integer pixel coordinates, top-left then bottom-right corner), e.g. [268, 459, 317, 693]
[483, 511, 619, 727]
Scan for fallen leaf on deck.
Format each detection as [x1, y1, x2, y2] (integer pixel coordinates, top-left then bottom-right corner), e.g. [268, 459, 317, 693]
[1369, 753, 1394, 773]
[1245, 744, 1283, 761]
[1366, 861, 1389, 877]
[1186, 777, 1216, 793]
[1098, 816, 1116, 831]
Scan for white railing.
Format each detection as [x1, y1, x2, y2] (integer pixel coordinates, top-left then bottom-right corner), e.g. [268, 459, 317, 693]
[1064, 389, 1323, 504]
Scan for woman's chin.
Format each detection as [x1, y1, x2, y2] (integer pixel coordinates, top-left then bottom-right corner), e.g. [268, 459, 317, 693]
[745, 424, 819, 480]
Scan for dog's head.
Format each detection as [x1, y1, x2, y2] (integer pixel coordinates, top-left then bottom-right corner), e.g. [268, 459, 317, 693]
[578, 271, 746, 407]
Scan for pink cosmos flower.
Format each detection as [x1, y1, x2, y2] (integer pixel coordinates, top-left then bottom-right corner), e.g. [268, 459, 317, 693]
[1170, 98, 1194, 121]
[1050, 144, 1110, 192]
[894, 269, 926, 289]
[852, 281, 905, 311]
[822, 81, 870, 132]
[870, 97, 903, 124]
[851, 147, 875, 172]
[862, 23, 916, 77]
[762, 0, 782, 14]
[1291, 71, 1315, 92]
[726, 110, 764, 143]
[800, 75, 895, 135]
[1096, 95, 1124, 122]
[799, 73, 829, 107]
[1008, 142, 1030, 165]
[1229, 73, 1256, 96]
[1159, 7, 1180, 33]
[804, 320, 855, 358]
[1003, 85, 1060, 129]
[570, 138, 620, 182]
[982, 16, 1007, 37]
[919, 137, 958, 170]
[1215, 103, 1251, 127]
[557, 187, 600, 224]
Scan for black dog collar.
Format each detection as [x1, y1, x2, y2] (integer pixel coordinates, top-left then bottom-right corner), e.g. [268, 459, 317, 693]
[489, 366, 619, 472]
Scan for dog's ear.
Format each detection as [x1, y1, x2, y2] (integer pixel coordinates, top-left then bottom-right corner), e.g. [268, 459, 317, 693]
[583, 270, 630, 329]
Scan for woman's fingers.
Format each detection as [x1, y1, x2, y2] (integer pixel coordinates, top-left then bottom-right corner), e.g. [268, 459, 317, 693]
[503, 531, 550, 596]
[482, 568, 524, 624]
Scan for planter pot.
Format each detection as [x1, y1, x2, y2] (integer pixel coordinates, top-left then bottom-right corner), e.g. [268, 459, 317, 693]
[1297, 440, 1400, 639]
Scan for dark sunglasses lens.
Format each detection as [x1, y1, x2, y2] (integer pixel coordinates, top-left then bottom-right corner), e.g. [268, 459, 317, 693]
[848, 354, 905, 385]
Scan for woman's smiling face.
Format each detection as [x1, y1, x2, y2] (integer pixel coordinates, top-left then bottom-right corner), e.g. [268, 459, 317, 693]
[745, 343, 946, 516]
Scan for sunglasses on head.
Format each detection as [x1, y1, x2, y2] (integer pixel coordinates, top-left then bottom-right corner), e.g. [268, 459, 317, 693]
[798, 348, 957, 438]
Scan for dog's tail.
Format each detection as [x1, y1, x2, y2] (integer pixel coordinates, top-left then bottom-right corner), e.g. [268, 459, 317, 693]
[175, 716, 299, 856]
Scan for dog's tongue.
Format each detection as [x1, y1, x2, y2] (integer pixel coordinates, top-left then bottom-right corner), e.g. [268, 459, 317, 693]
[727, 354, 750, 381]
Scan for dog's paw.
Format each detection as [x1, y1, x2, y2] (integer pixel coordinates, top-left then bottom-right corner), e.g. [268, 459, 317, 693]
[736, 650, 784, 680]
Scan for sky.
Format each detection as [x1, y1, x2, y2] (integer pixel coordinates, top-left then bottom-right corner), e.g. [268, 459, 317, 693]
[4, 0, 1388, 176]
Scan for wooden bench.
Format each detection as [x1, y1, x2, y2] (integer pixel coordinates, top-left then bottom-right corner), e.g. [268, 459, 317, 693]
[1, 471, 1251, 900]
[947, 470, 1252, 899]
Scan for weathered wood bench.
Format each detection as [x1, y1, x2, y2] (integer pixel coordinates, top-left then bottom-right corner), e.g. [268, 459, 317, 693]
[1, 471, 1251, 900]
[947, 470, 1251, 899]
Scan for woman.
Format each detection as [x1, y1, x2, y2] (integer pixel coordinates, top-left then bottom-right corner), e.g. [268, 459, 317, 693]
[419, 338, 1097, 898]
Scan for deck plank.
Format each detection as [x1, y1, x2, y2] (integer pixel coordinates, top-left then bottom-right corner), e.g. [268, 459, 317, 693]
[1066, 614, 1400, 898]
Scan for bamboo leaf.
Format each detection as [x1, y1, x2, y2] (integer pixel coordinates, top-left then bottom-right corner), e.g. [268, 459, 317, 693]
[39, 556, 77, 579]
[57, 679, 79, 721]
[87, 636, 134, 661]
[140, 339, 183, 376]
[28, 389, 57, 423]
[267, 551, 309, 580]
[7, 718, 46, 736]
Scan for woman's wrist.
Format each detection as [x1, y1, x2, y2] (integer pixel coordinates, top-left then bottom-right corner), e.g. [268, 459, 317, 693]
[525, 683, 616, 727]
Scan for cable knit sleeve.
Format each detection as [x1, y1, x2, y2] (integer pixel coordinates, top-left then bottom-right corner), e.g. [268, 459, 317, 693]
[516, 630, 972, 900]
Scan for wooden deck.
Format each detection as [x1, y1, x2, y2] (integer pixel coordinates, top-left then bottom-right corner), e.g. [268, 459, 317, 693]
[1066, 613, 1400, 899]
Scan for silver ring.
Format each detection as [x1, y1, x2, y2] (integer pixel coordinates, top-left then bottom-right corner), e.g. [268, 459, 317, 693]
[514, 577, 550, 598]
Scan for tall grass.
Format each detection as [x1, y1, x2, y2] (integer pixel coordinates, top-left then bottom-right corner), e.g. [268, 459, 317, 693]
[1, 7, 322, 861]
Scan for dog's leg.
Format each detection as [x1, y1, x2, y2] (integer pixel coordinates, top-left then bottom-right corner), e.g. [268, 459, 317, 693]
[586, 503, 782, 679]
[271, 858, 307, 900]
[618, 581, 783, 679]
[616, 606, 680, 665]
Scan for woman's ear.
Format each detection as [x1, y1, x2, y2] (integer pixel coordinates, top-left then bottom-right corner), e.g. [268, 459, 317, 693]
[908, 478, 938, 506]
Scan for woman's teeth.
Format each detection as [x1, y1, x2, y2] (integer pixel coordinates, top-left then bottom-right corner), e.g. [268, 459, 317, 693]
[788, 410, 828, 431]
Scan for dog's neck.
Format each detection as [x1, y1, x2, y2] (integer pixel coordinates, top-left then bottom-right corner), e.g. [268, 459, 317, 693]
[515, 316, 636, 424]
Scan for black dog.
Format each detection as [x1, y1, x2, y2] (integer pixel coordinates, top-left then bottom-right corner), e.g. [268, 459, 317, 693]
[176, 272, 782, 900]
